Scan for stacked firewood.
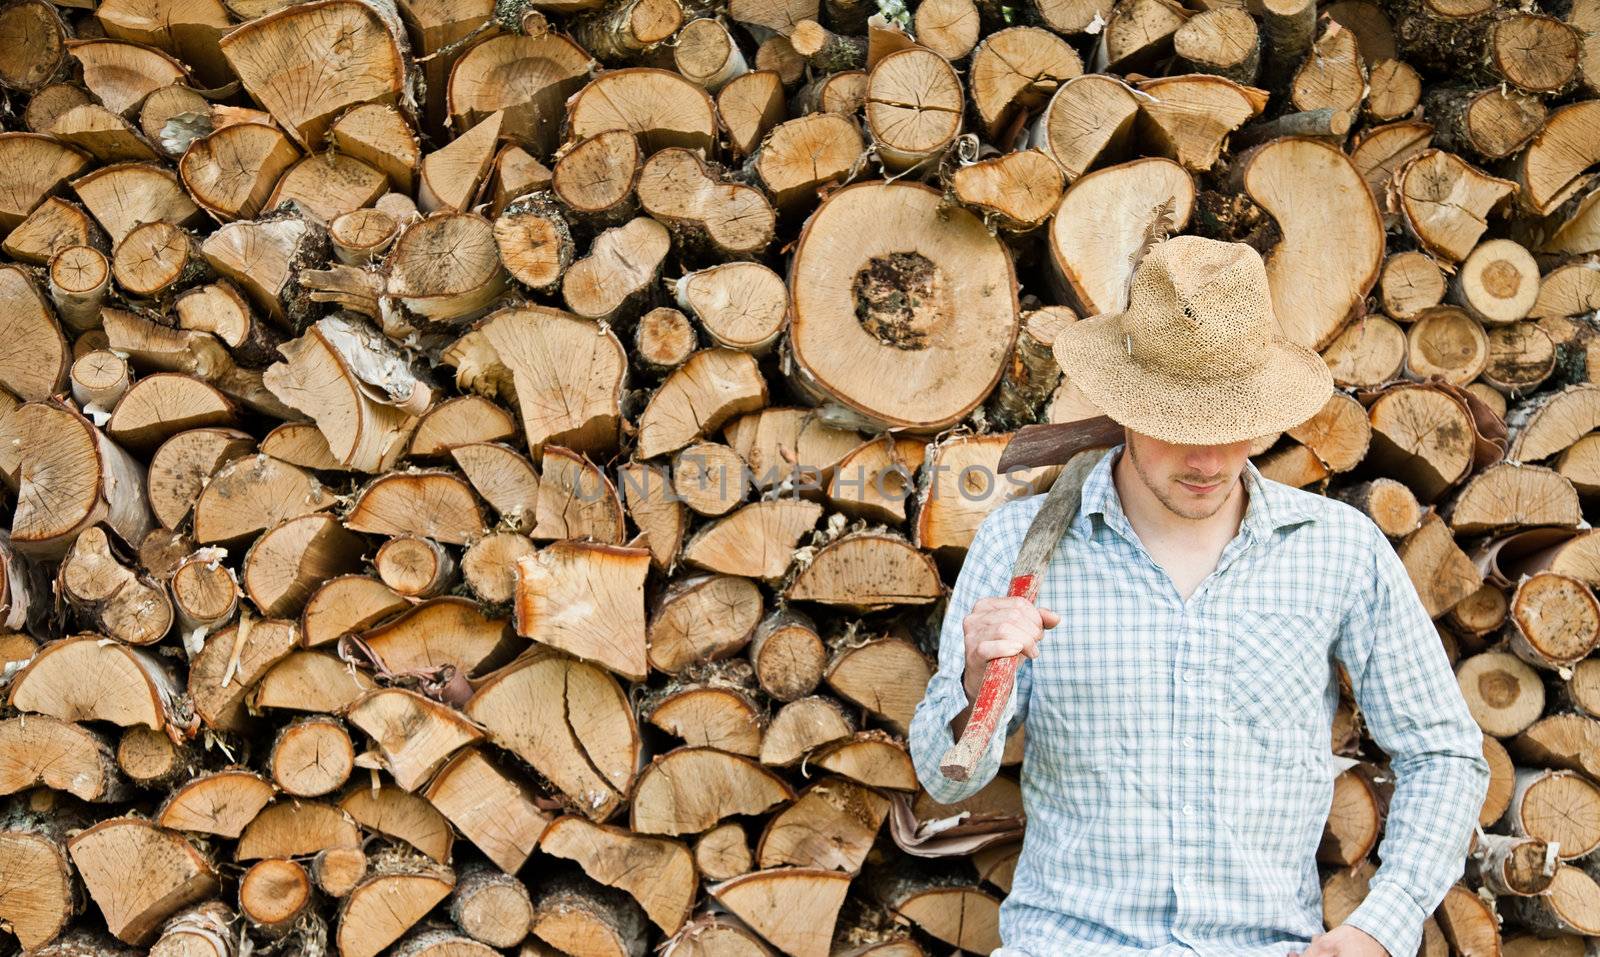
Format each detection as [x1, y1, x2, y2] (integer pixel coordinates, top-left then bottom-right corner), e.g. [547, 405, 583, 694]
[0, 0, 1599, 952]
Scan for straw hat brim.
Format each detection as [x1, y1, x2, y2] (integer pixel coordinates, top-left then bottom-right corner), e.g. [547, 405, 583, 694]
[1051, 309, 1335, 446]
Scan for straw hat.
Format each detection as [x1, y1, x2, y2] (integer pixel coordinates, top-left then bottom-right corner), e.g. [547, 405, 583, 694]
[1050, 235, 1334, 446]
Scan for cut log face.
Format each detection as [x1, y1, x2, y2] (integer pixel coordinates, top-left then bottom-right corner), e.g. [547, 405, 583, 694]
[757, 777, 889, 873]
[466, 649, 640, 821]
[459, 304, 627, 458]
[1461, 649, 1546, 740]
[347, 688, 486, 791]
[514, 542, 649, 680]
[648, 574, 764, 675]
[970, 28, 1081, 142]
[0, 714, 128, 802]
[637, 149, 775, 259]
[243, 513, 366, 617]
[8, 635, 175, 729]
[219, 0, 405, 150]
[68, 818, 220, 945]
[410, 396, 519, 459]
[237, 800, 362, 863]
[682, 499, 823, 581]
[533, 446, 627, 542]
[707, 868, 851, 957]
[0, 826, 76, 951]
[345, 471, 487, 544]
[790, 182, 1015, 431]
[784, 530, 946, 611]
[1504, 572, 1600, 669]
[825, 636, 932, 736]
[1447, 463, 1581, 535]
[156, 770, 275, 837]
[448, 32, 594, 157]
[192, 453, 333, 547]
[539, 815, 697, 936]
[631, 747, 795, 835]
[448, 863, 532, 948]
[638, 348, 768, 459]
[1399, 149, 1517, 263]
[336, 854, 455, 957]
[360, 597, 516, 677]
[565, 67, 719, 157]
[761, 695, 852, 766]
[424, 747, 550, 873]
[301, 574, 409, 648]
[339, 783, 455, 863]
[529, 871, 650, 957]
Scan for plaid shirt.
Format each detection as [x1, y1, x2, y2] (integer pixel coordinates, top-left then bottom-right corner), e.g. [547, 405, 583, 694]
[909, 446, 1490, 957]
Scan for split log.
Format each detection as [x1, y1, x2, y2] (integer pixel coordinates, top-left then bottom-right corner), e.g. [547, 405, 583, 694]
[68, 817, 219, 945]
[0, 715, 129, 803]
[761, 695, 854, 766]
[424, 747, 550, 874]
[784, 530, 946, 611]
[188, 616, 299, 732]
[345, 471, 486, 544]
[9, 635, 177, 730]
[156, 770, 275, 837]
[383, 212, 508, 324]
[631, 747, 795, 835]
[252, 651, 376, 714]
[449, 303, 626, 457]
[336, 851, 455, 957]
[647, 574, 764, 675]
[339, 783, 455, 863]
[242, 513, 366, 617]
[347, 688, 486, 791]
[540, 815, 697, 935]
[641, 658, 764, 755]
[757, 777, 888, 873]
[708, 868, 851, 957]
[410, 396, 518, 458]
[466, 648, 640, 821]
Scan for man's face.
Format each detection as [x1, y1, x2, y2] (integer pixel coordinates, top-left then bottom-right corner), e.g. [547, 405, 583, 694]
[1123, 429, 1254, 520]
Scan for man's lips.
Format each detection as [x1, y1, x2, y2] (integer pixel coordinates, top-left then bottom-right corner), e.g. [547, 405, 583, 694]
[1179, 479, 1222, 494]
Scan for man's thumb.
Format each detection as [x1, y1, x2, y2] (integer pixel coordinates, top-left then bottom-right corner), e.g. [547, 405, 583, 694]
[1037, 607, 1061, 628]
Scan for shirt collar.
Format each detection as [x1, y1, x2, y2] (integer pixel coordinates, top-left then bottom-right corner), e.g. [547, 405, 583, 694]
[1072, 442, 1318, 544]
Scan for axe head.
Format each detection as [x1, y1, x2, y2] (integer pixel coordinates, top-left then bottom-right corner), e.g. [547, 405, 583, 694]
[997, 415, 1124, 474]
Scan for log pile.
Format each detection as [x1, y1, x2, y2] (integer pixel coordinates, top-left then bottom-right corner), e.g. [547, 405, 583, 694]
[0, 0, 1599, 953]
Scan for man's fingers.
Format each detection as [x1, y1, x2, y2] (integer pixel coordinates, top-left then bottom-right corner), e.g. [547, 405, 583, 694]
[1037, 606, 1060, 629]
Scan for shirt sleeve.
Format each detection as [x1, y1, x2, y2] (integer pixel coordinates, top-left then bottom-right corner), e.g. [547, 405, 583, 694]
[1332, 520, 1492, 957]
[908, 504, 1034, 806]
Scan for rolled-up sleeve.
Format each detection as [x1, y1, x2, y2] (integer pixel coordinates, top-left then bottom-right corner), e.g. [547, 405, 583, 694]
[1334, 521, 1492, 957]
[909, 505, 1033, 806]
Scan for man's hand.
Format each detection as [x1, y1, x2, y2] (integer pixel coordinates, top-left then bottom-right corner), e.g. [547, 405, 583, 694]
[961, 596, 1059, 701]
[1288, 925, 1389, 957]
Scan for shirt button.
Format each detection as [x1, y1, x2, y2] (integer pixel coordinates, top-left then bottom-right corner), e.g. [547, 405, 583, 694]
[1182, 804, 1194, 816]
[1182, 736, 1195, 748]
[1182, 671, 1194, 683]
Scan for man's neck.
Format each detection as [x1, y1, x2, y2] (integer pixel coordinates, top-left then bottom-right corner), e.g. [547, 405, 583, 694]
[1110, 448, 1249, 549]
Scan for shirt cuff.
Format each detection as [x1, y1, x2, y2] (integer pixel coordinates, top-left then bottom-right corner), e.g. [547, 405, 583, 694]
[1340, 878, 1426, 957]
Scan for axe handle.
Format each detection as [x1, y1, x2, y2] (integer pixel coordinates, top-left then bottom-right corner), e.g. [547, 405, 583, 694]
[938, 570, 1042, 781]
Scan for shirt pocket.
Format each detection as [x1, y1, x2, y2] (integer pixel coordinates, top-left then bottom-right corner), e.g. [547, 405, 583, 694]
[1222, 609, 1332, 759]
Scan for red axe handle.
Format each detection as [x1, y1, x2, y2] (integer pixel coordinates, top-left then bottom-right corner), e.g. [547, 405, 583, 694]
[938, 570, 1042, 781]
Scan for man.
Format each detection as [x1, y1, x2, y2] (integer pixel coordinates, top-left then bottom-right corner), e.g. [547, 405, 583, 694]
[908, 237, 1491, 957]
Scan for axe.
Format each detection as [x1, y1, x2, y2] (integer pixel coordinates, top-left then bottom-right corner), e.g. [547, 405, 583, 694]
[939, 414, 1121, 781]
